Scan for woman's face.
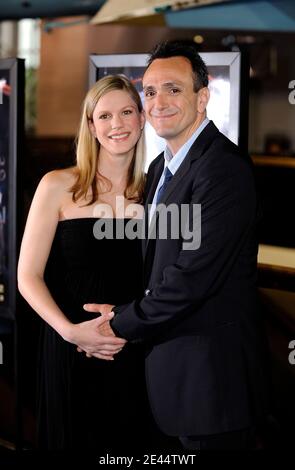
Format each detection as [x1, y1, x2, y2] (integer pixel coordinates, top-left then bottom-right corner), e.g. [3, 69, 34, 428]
[90, 89, 145, 158]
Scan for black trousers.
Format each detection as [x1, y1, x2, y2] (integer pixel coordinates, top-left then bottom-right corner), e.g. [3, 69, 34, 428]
[179, 427, 256, 451]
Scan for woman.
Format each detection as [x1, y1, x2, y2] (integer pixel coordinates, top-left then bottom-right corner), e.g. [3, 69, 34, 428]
[18, 75, 154, 450]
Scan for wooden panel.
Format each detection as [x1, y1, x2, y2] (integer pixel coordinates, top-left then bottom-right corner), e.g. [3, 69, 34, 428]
[36, 17, 88, 136]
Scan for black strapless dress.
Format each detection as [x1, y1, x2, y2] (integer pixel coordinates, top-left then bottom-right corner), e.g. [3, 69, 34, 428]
[37, 218, 155, 450]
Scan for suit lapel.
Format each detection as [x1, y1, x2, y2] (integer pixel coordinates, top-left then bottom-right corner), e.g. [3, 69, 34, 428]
[143, 121, 220, 278]
[145, 156, 164, 207]
[157, 121, 219, 208]
[143, 157, 164, 254]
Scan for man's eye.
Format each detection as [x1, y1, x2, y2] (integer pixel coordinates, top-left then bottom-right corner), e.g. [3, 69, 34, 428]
[145, 91, 155, 98]
[170, 88, 180, 94]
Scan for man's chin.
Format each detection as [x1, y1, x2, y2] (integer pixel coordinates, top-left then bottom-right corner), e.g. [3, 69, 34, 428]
[153, 128, 175, 139]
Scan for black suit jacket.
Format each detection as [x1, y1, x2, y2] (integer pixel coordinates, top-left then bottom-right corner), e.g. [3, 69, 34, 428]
[112, 121, 269, 436]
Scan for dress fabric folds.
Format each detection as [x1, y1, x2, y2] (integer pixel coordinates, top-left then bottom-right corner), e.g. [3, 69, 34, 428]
[37, 218, 154, 451]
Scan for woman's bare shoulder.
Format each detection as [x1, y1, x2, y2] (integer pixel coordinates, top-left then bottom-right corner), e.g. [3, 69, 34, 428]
[38, 167, 78, 193]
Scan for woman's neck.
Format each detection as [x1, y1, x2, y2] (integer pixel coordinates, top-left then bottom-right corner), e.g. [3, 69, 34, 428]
[97, 149, 133, 189]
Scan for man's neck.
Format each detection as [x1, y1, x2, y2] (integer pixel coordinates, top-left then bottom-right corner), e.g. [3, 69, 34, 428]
[166, 115, 207, 157]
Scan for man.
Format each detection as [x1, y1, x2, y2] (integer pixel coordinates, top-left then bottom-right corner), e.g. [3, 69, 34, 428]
[83, 40, 269, 450]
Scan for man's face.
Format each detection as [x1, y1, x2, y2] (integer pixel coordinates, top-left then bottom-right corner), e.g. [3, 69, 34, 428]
[142, 56, 209, 154]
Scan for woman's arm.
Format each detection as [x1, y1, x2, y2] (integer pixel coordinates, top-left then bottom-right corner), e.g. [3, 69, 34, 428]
[18, 171, 126, 358]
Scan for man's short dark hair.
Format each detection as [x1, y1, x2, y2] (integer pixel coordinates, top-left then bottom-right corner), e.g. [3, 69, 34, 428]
[147, 39, 208, 92]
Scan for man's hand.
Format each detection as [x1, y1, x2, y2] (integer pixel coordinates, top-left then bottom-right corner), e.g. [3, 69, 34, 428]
[83, 303, 116, 341]
[83, 303, 114, 316]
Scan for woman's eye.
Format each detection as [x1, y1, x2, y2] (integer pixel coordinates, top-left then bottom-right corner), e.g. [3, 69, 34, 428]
[123, 109, 132, 115]
[99, 114, 110, 120]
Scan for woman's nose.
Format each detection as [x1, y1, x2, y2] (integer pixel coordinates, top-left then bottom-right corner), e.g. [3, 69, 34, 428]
[111, 114, 123, 129]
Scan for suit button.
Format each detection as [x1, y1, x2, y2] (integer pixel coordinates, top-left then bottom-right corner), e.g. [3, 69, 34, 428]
[144, 289, 151, 296]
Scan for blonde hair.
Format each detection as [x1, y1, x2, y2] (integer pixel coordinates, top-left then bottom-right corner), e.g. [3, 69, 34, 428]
[71, 75, 145, 205]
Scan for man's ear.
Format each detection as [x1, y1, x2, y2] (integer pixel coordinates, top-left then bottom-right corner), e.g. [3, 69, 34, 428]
[197, 87, 210, 114]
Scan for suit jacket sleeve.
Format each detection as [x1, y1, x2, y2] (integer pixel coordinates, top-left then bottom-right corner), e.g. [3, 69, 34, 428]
[112, 151, 257, 342]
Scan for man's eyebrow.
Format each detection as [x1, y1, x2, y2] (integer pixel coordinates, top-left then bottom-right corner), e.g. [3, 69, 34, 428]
[162, 82, 182, 88]
[143, 82, 182, 91]
[143, 85, 155, 91]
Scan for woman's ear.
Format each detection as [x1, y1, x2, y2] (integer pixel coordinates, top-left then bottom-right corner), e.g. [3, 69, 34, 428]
[88, 120, 97, 138]
[140, 110, 146, 130]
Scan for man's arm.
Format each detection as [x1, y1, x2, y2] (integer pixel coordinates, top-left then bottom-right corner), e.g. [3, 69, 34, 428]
[116, 154, 256, 340]
[86, 153, 257, 343]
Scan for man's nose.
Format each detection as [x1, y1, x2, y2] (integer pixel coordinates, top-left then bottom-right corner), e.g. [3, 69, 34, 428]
[153, 92, 168, 110]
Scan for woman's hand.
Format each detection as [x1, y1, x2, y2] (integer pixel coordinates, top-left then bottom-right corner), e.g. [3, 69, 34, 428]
[66, 312, 126, 361]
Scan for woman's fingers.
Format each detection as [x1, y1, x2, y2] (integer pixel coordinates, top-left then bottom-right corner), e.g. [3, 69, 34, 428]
[76, 347, 117, 360]
[85, 351, 116, 361]
[91, 352, 115, 361]
[97, 335, 126, 346]
[77, 344, 123, 354]
[94, 348, 122, 356]
[77, 342, 124, 352]
[93, 343, 124, 352]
